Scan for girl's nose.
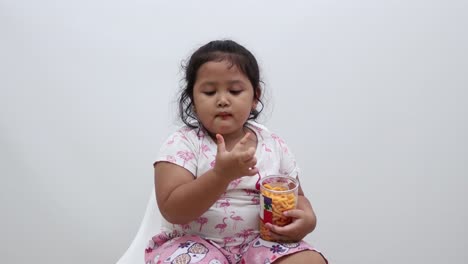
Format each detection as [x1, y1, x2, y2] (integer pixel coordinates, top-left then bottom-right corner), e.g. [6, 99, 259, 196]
[217, 94, 229, 107]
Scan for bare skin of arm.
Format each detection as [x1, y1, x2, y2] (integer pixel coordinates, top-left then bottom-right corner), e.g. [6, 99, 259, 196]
[155, 133, 258, 224]
[155, 162, 230, 224]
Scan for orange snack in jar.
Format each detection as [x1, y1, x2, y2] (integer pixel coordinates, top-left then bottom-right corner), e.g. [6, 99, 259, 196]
[259, 176, 298, 241]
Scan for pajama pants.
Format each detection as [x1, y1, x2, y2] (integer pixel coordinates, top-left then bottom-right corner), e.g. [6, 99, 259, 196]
[144, 233, 327, 264]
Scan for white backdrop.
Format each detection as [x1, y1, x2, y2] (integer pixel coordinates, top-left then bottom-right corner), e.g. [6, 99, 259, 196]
[1, 0, 467, 263]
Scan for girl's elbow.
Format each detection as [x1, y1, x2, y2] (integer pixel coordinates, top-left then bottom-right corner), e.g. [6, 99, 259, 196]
[160, 206, 192, 224]
[309, 214, 317, 232]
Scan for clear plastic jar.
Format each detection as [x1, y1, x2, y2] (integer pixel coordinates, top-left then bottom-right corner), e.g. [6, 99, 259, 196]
[259, 175, 299, 241]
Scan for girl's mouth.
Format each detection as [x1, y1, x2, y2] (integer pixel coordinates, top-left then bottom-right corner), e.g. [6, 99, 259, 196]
[217, 113, 232, 119]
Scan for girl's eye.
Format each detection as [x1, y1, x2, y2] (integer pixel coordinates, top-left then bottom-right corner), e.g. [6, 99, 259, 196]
[230, 90, 242, 95]
[203, 91, 215, 96]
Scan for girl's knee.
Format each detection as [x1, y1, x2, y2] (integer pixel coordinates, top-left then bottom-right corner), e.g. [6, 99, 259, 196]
[274, 250, 327, 264]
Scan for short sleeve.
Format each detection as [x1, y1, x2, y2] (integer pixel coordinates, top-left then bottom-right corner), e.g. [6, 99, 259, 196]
[272, 133, 301, 179]
[154, 128, 199, 176]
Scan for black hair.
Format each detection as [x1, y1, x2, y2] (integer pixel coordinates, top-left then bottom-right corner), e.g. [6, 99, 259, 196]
[178, 39, 264, 128]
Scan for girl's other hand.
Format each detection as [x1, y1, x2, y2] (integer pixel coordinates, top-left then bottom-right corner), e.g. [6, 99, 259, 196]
[214, 133, 258, 181]
[264, 209, 315, 243]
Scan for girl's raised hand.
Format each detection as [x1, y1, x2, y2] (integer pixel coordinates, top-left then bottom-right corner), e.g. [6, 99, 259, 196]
[214, 133, 258, 181]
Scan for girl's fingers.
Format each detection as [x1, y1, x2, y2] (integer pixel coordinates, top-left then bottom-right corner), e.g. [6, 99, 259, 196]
[246, 157, 257, 168]
[234, 132, 252, 150]
[265, 224, 293, 242]
[246, 166, 258, 176]
[283, 209, 304, 219]
[241, 147, 256, 162]
[266, 223, 288, 235]
[239, 132, 251, 144]
[216, 134, 226, 153]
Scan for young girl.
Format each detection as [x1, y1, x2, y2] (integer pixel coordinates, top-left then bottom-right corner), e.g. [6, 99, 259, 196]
[145, 40, 327, 264]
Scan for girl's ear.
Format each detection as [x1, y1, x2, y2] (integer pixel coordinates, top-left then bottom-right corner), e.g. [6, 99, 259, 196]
[252, 86, 261, 109]
[252, 100, 258, 110]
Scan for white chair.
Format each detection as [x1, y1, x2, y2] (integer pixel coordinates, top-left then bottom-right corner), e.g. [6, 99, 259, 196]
[117, 188, 161, 264]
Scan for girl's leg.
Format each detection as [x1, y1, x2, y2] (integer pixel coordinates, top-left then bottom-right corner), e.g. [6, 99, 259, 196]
[145, 234, 229, 264]
[273, 250, 327, 264]
[240, 236, 327, 264]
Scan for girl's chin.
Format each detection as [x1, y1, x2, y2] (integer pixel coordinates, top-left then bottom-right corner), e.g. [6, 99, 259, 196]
[205, 123, 246, 136]
[218, 130, 247, 139]
[207, 127, 234, 135]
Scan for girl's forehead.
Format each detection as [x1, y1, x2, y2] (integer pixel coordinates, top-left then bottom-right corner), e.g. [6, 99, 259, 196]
[197, 60, 242, 76]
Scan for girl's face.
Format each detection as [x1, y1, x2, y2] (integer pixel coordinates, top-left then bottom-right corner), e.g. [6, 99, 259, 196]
[193, 60, 258, 139]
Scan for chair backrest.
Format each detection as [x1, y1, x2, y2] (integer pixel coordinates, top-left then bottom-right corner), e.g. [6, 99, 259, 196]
[116, 188, 161, 264]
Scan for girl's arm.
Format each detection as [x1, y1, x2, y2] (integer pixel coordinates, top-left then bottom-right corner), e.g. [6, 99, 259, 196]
[154, 162, 231, 224]
[296, 185, 317, 233]
[156, 133, 258, 224]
